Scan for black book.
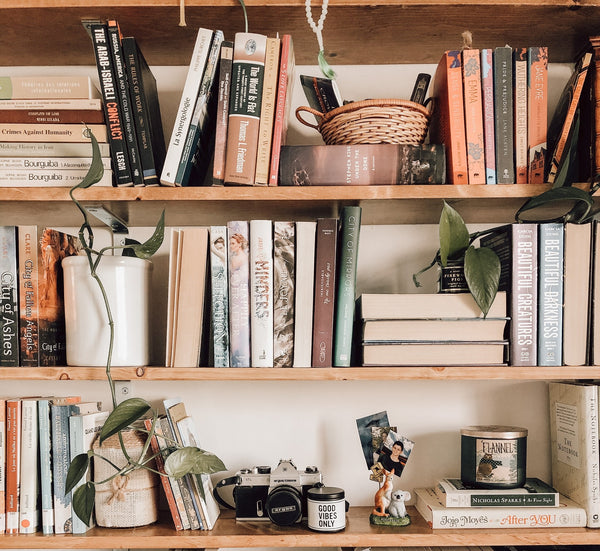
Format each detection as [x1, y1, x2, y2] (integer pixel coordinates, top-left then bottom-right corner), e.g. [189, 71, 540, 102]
[300, 74, 342, 115]
[122, 36, 167, 187]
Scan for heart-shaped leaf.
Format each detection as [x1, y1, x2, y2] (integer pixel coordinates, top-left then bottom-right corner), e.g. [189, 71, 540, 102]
[65, 453, 90, 494]
[72, 481, 96, 526]
[128, 211, 165, 259]
[464, 246, 501, 317]
[164, 447, 226, 479]
[99, 398, 151, 444]
[439, 201, 470, 266]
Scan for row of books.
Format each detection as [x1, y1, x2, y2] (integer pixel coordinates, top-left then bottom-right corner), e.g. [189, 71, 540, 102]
[0, 75, 113, 187]
[167, 206, 361, 367]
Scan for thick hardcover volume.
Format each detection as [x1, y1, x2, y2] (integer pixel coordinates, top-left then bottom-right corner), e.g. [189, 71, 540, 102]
[434, 477, 559, 507]
[122, 36, 167, 186]
[546, 52, 592, 184]
[249, 220, 274, 367]
[209, 226, 230, 367]
[333, 206, 362, 366]
[19, 399, 38, 534]
[161, 28, 213, 186]
[590, 36, 600, 177]
[90, 23, 132, 186]
[269, 34, 295, 186]
[0, 123, 108, 143]
[227, 221, 251, 366]
[0, 141, 110, 157]
[0, 108, 104, 124]
[0, 98, 102, 110]
[293, 221, 316, 367]
[254, 37, 281, 186]
[38, 229, 82, 366]
[415, 487, 586, 529]
[37, 398, 53, 534]
[212, 41, 234, 185]
[224, 32, 267, 186]
[177, 30, 224, 187]
[107, 20, 143, 186]
[143, 418, 186, 530]
[461, 48, 486, 185]
[0, 227, 19, 367]
[549, 382, 600, 527]
[18, 225, 39, 367]
[537, 223, 564, 366]
[493, 46, 514, 184]
[5, 399, 21, 534]
[273, 221, 295, 368]
[528, 46, 548, 184]
[279, 144, 446, 185]
[0, 398, 5, 534]
[513, 47, 528, 184]
[563, 222, 592, 366]
[429, 50, 468, 185]
[0, 76, 99, 100]
[312, 218, 338, 368]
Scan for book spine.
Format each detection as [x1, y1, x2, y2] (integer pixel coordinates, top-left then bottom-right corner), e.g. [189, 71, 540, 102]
[593, 219, 600, 366]
[107, 20, 143, 186]
[0, 76, 97, 100]
[67, 415, 86, 534]
[312, 218, 338, 367]
[434, 484, 558, 507]
[269, 35, 294, 186]
[250, 220, 274, 367]
[527, 46, 548, 185]
[0, 157, 111, 170]
[0, 168, 113, 187]
[511, 223, 538, 366]
[0, 123, 108, 143]
[51, 404, 72, 534]
[537, 223, 564, 366]
[591, 36, 600, 177]
[90, 23, 132, 186]
[5, 399, 20, 534]
[273, 221, 295, 368]
[0, 109, 104, 124]
[0, 98, 103, 110]
[0, 399, 5, 534]
[161, 28, 213, 186]
[480, 49, 496, 184]
[18, 225, 39, 367]
[462, 48, 486, 185]
[293, 221, 316, 367]
[210, 226, 230, 367]
[494, 46, 515, 184]
[37, 399, 53, 534]
[333, 206, 362, 366]
[254, 36, 281, 186]
[19, 399, 38, 534]
[0, 141, 111, 157]
[224, 32, 267, 186]
[212, 41, 234, 185]
[513, 47, 528, 184]
[227, 221, 251, 366]
[0, 226, 19, 367]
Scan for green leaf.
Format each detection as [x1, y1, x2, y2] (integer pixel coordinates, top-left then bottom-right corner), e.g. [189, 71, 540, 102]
[72, 481, 95, 527]
[464, 246, 501, 317]
[515, 186, 594, 224]
[65, 453, 90, 494]
[126, 210, 165, 260]
[164, 447, 226, 479]
[99, 398, 151, 444]
[439, 201, 470, 266]
[73, 128, 105, 190]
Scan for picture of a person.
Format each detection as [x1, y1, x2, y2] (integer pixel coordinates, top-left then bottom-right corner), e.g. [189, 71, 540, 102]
[378, 440, 408, 477]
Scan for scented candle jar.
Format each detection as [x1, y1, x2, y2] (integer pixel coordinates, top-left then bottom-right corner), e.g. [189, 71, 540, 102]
[307, 486, 347, 532]
[461, 425, 528, 489]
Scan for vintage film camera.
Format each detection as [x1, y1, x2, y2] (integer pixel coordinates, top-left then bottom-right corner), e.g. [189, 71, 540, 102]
[213, 459, 323, 526]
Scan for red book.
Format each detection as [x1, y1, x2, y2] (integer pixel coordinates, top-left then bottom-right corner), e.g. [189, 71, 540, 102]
[462, 48, 486, 184]
[527, 46, 548, 184]
[429, 50, 468, 185]
[0, 108, 104, 124]
[5, 399, 21, 534]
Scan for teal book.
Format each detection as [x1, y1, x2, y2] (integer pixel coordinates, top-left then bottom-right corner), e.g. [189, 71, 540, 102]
[333, 206, 362, 366]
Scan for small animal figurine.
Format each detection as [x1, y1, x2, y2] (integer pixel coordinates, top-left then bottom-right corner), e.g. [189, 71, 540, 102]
[478, 452, 502, 478]
[388, 490, 411, 518]
[372, 467, 394, 517]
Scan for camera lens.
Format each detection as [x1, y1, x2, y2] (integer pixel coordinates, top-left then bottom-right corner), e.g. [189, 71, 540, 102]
[265, 485, 302, 526]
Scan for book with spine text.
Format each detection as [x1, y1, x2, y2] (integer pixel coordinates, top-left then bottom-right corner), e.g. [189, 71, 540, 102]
[212, 41, 234, 185]
[493, 46, 514, 184]
[513, 47, 528, 184]
[0, 226, 19, 367]
[0, 108, 104, 124]
[18, 398, 38, 534]
[18, 225, 39, 367]
[0, 398, 5, 534]
[273, 221, 295, 368]
[0, 141, 110, 157]
[0, 123, 107, 143]
[0, 76, 100, 100]
[527, 46, 548, 184]
[5, 399, 21, 534]
[209, 226, 230, 367]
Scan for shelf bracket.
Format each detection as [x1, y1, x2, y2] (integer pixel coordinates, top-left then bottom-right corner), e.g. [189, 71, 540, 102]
[114, 380, 133, 404]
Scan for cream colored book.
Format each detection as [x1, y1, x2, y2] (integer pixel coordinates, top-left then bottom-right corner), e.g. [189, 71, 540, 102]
[0, 123, 107, 142]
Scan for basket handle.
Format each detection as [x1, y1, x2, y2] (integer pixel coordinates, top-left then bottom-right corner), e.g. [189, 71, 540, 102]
[295, 106, 324, 130]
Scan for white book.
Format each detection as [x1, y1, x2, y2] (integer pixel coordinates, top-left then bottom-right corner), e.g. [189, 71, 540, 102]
[250, 219, 274, 367]
[293, 221, 316, 367]
[209, 225, 230, 367]
[37, 398, 53, 535]
[549, 381, 600, 527]
[19, 398, 39, 534]
[0, 141, 110, 157]
[160, 27, 214, 186]
[0, 157, 111, 170]
[415, 487, 586, 529]
[0, 167, 113, 187]
[0, 98, 103, 110]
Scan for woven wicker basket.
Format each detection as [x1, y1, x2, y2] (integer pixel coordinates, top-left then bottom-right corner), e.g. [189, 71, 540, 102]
[93, 430, 159, 528]
[295, 98, 431, 145]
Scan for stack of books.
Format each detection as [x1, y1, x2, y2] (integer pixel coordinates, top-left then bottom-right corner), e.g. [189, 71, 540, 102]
[0, 75, 112, 187]
[356, 292, 508, 366]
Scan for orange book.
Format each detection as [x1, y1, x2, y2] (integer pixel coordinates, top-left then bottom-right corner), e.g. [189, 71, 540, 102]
[462, 48, 486, 184]
[5, 399, 20, 534]
[527, 46, 548, 184]
[429, 50, 468, 185]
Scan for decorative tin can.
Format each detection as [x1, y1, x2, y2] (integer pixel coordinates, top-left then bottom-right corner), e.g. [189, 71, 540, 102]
[307, 486, 347, 532]
[461, 425, 528, 489]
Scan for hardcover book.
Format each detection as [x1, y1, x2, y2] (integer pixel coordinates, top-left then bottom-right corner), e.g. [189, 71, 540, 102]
[209, 226, 230, 367]
[5, 399, 21, 534]
[0, 76, 99, 100]
[0, 157, 111, 170]
[0, 108, 104, 124]
[0, 141, 110, 157]
[527, 46, 548, 184]
[300, 74, 342, 114]
[18, 225, 39, 367]
[0, 98, 102, 110]
[37, 398, 53, 534]
[0, 226, 19, 367]
[273, 221, 295, 368]
[212, 41, 234, 185]
[0, 123, 108, 143]
[0, 398, 5, 534]
[279, 144, 446, 185]
[513, 47, 528, 184]
[0, 168, 113, 187]
[19, 398, 39, 534]
[493, 46, 515, 184]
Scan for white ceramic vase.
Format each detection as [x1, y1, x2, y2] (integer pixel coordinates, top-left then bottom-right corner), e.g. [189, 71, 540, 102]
[62, 255, 152, 367]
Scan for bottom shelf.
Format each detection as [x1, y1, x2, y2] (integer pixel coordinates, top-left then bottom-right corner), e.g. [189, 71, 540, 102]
[1, 507, 598, 548]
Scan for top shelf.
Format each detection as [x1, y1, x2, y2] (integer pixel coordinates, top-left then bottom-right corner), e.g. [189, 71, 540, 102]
[2, 1, 600, 66]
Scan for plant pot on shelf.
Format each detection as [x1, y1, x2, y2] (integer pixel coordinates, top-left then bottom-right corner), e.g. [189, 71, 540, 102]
[62, 255, 153, 367]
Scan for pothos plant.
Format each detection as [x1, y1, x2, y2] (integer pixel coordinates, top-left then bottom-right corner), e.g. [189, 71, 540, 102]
[64, 129, 226, 526]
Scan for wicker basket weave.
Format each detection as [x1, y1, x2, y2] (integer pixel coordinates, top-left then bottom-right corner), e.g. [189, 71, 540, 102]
[295, 98, 430, 145]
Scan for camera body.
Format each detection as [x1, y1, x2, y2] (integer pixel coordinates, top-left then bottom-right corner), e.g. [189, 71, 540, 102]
[233, 459, 322, 526]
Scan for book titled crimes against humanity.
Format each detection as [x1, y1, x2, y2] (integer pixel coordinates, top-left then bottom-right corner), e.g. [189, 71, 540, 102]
[279, 144, 446, 185]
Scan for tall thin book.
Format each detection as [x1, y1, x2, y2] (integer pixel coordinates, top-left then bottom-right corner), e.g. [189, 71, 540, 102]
[527, 46, 548, 184]
[513, 47, 528, 184]
[0, 226, 18, 367]
[209, 226, 230, 367]
[273, 221, 295, 368]
[481, 48, 496, 184]
[493, 46, 514, 184]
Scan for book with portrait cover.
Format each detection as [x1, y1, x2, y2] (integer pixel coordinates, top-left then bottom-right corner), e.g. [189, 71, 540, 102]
[528, 46, 548, 184]
[18, 225, 39, 367]
[273, 221, 295, 368]
[279, 144, 445, 185]
[0, 226, 19, 367]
